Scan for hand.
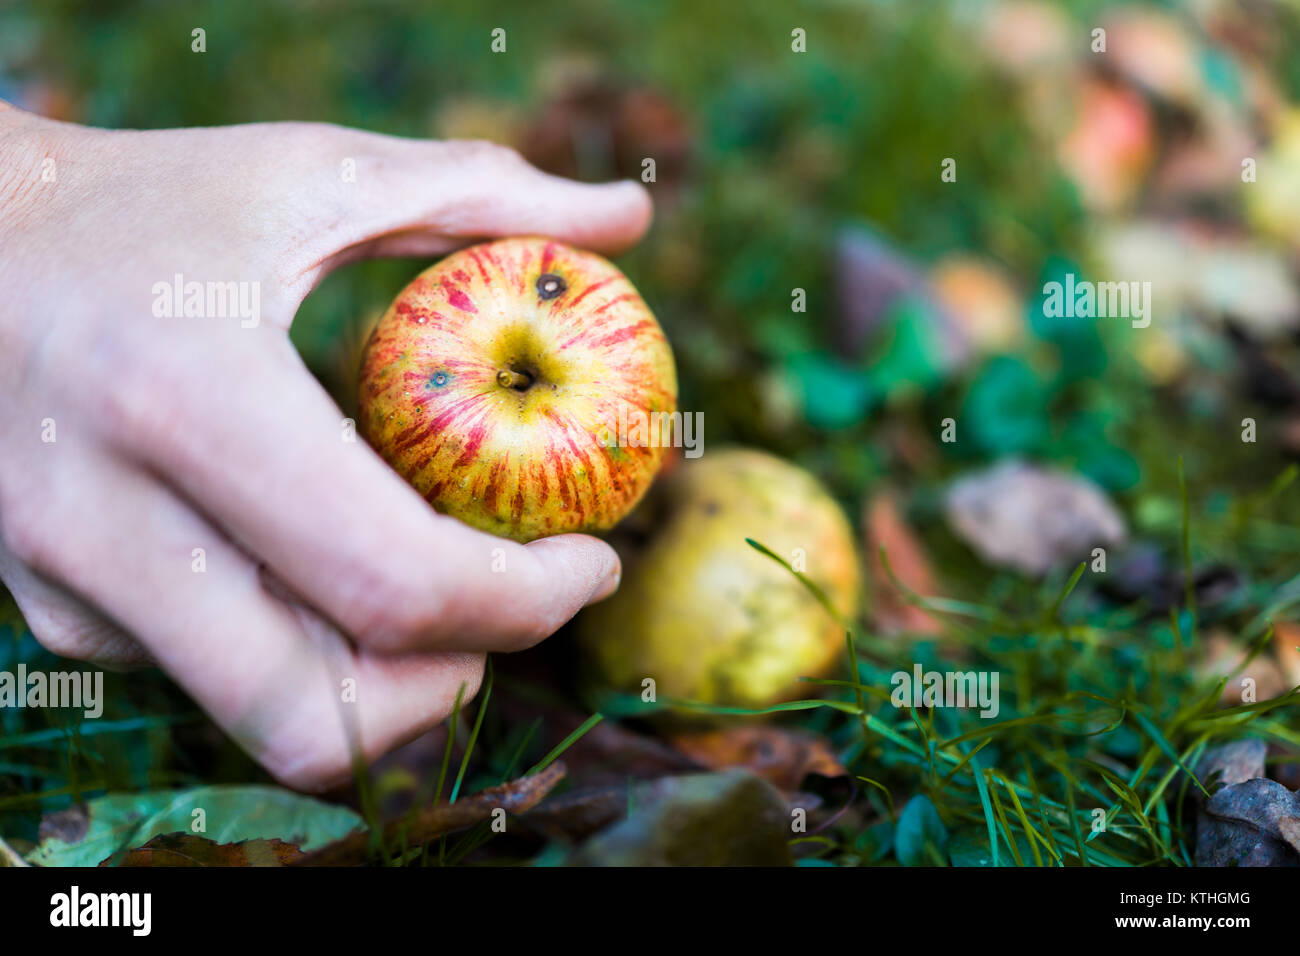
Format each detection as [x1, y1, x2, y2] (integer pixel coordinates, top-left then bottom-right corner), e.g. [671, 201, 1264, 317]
[0, 103, 651, 789]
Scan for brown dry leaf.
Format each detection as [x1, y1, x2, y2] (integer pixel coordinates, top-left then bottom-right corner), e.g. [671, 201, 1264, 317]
[1199, 632, 1287, 705]
[927, 256, 1024, 354]
[1196, 777, 1300, 867]
[1196, 739, 1267, 790]
[1056, 77, 1155, 214]
[864, 491, 942, 636]
[107, 834, 305, 867]
[944, 461, 1127, 577]
[1273, 621, 1300, 688]
[1280, 817, 1300, 854]
[567, 771, 794, 866]
[667, 726, 846, 792]
[292, 763, 566, 866]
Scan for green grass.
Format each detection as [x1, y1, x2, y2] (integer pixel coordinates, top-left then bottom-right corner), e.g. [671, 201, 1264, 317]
[2, 463, 1297, 866]
[3, 0, 1300, 866]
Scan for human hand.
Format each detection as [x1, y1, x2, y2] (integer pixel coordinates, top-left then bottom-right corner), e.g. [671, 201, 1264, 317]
[0, 103, 651, 789]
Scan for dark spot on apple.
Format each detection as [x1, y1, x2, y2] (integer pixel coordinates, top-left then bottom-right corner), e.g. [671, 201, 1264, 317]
[537, 273, 566, 300]
[429, 371, 449, 388]
[703, 500, 721, 515]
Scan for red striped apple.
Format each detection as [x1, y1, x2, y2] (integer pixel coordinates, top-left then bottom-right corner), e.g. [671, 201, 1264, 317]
[357, 237, 677, 542]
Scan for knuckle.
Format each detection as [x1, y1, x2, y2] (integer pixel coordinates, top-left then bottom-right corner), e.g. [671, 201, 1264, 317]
[88, 337, 204, 460]
[343, 563, 453, 652]
[81, 333, 164, 441]
[0, 497, 59, 576]
[96, 376, 154, 445]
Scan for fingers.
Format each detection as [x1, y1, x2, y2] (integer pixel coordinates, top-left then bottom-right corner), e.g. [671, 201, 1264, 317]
[7, 448, 484, 790]
[0, 547, 152, 668]
[88, 326, 620, 655]
[270, 127, 652, 293]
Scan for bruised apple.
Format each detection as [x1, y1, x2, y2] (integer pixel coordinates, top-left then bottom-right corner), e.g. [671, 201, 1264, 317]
[358, 237, 677, 541]
[578, 448, 862, 710]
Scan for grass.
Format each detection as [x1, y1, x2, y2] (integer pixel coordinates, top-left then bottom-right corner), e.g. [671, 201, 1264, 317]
[3, 453, 1297, 866]
[568, 464, 1300, 867]
[3, 0, 1300, 866]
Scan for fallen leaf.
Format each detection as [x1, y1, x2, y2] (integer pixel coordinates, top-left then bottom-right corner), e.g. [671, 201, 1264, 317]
[833, 224, 965, 369]
[1199, 632, 1288, 705]
[1057, 77, 1154, 213]
[666, 726, 847, 792]
[107, 834, 305, 867]
[28, 786, 363, 868]
[1196, 777, 1300, 867]
[927, 256, 1024, 354]
[944, 460, 1127, 576]
[864, 491, 942, 636]
[1196, 738, 1267, 790]
[292, 763, 566, 866]
[1273, 621, 1300, 687]
[567, 770, 793, 866]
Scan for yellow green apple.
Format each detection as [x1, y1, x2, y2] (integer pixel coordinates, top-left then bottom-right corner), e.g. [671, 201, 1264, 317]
[578, 448, 862, 710]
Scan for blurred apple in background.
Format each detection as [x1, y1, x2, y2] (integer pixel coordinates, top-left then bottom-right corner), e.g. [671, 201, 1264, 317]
[579, 448, 862, 711]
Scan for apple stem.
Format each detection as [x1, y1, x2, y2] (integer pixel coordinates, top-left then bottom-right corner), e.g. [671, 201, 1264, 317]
[497, 368, 533, 390]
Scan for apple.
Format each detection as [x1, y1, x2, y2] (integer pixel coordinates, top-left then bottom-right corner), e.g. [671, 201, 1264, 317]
[578, 448, 862, 710]
[357, 237, 677, 542]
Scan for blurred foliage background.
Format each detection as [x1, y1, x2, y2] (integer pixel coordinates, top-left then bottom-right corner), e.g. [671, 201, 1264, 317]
[4, 0, 1300, 866]
[5, 0, 1298, 594]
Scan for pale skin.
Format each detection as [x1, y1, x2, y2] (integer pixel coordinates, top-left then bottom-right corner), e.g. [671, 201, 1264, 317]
[0, 103, 652, 789]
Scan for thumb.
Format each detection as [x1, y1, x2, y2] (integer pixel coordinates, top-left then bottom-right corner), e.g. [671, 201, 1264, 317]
[284, 127, 652, 288]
